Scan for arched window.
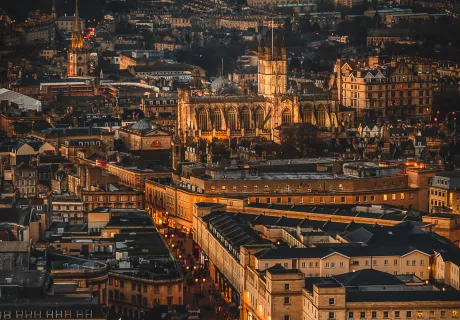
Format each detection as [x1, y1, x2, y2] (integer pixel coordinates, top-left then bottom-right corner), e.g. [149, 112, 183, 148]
[212, 109, 222, 130]
[198, 109, 208, 131]
[282, 108, 292, 124]
[227, 107, 238, 130]
[241, 107, 251, 129]
[317, 105, 327, 127]
[255, 107, 265, 129]
[303, 104, 314, 123]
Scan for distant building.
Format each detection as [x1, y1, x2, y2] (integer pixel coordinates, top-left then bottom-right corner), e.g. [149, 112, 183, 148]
[55, 15, 85, 34]
[367, 28, 410, 47]
[429, 171, 460, 213]
[30, 127, 114, 152]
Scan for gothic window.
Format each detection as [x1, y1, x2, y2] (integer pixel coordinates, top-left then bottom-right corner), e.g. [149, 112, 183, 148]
[227, 107, 238, 130]
[241, 107, 251, 129]
[255, 107, 265, 129]
[282, 108, 292, 124]
[317, 105, 327, 127]
[303, 104, 314, 123]
[211, 109, 222, 130]
[198, 109, 208, 131]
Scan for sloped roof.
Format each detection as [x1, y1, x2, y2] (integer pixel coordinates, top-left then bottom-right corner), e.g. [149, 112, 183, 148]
[0, 88, 42, 112]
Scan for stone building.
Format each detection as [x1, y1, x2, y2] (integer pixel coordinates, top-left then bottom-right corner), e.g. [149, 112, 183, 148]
[429, 171, 460, 213]
[118, 119, 172, 151]
[192, 208, 460, 320]
[333, 57, 433, 122]
[67, 0, 89, 76]
[145, 160, 434, 229]
[177, 38, 347, 146]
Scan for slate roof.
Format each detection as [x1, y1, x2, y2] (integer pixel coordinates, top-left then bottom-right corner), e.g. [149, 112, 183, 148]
[333, 269, 403, 286]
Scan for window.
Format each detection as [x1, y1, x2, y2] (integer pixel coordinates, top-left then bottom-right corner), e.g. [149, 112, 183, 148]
[340, 262, 344, 268]
[394, 259, 398, 265]
[349, 312, 354, 319]
[329, 298, 335, 305]
[329, 312, 335, 319]
[284, 284, 290, 291]
[395, 311, 400, 318]
[341, 197, 346, 203]
[453, 310, 459, 318]
[417, 312, 423, 319]
[441, 311, 446, 318]
[400, 193, 405, 200]
[284, 316, 290, 320]
[407, 311, 412, 318]
[372, 311, 377, 318]
[384, 260, 388, 265]
[266, 198, 271, 204]
[383, 194, 388, 201]
[120, 280, 124, 288]
[383, 311, 389, 318]
[360, 312, 366, 319]
[392, 194, 396, 200]
[284, 297, 290, 304]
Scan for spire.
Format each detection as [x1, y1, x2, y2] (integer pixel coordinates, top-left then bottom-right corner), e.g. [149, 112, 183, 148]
[51, 0, 56, 19]
[71, 0, 83, 49]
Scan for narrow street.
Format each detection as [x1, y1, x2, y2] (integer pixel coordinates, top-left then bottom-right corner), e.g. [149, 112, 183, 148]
[162, 229, 239, 319]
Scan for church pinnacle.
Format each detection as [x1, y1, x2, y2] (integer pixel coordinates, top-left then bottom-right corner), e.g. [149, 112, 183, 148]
[71, 0, 83, 49]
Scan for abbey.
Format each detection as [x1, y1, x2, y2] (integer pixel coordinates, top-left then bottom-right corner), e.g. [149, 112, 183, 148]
[177, 37, 353, 145]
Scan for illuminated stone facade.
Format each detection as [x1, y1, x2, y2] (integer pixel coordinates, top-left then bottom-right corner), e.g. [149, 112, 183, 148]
[67, 0, 89, 76]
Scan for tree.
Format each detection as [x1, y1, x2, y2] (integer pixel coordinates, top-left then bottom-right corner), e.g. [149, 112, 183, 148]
[279, 123, 329, 158]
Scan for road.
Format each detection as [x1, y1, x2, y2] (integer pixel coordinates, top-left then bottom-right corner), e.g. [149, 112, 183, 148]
[162, 229, 240, 320]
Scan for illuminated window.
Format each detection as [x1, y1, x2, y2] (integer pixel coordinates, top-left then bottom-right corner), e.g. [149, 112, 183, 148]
[383, 194, 388, 201]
